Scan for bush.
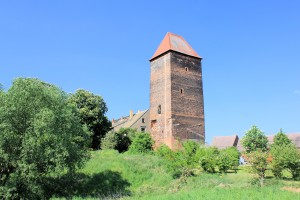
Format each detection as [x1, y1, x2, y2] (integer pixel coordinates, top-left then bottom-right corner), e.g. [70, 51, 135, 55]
[217, 147, 240, 173]
[156, 141, 202, 178]
[101, 128, 137, 153]
[128, 132, 154, 154]
[198, 146, 219, 173]
[271, 143, 300, 179]
[101, 131, 117, 150]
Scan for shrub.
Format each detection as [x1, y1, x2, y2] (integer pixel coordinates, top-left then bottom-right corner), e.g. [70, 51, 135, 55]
[128, 132, 154, 154]
[101, 128, 137, 153]
[156, 141, 202, 178]
[271, 143, 300, 179]
[217, 147, 240, 173]
[101, 131, 117, 150]
[198, 146, 219, 173]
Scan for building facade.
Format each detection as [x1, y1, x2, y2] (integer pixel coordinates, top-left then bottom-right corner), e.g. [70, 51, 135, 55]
[112, 110, 149, 132]
[149, 33, 205, 149]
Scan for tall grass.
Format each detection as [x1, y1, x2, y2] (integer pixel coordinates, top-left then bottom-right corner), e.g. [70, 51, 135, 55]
[53, 150, 300, 199]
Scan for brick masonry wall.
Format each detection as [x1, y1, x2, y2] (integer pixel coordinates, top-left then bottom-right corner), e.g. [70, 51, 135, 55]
[170, 52, 205, 143]
[150, 51, 205, 149]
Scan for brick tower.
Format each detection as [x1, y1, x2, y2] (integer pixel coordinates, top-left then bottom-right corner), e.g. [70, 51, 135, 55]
[149, 32, 205, 149]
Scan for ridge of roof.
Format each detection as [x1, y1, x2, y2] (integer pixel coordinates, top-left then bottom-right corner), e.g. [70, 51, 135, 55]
[150, 32, 201, 61]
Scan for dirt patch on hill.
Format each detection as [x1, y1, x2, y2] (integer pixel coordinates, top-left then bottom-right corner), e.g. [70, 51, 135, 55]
[281, 186, 300, 193]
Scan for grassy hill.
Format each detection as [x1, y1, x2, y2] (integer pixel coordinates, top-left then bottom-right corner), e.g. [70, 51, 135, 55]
[54, 150, 300, 199]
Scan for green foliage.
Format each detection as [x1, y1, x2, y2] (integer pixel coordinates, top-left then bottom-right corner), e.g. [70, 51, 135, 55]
[101, 128, 137, 152]
[270, 143, 300, 179]
[246, 150, 269, 187]
[128, 132, 154, 154]
[69, 89, 111, 150]
[217, 147, 240, 173]
[0, 78, 90, 199]
[242, 125, 268, 153]
[156, 141, 201, 178]
[115, 128, 137, 152]
[272, 129, 292, 147]
[70, 150, 300, 200]
[100, 131, 117, 150]
[198, 146, 219, 173]
[270, 130, 299, 179]
[156, 144, 174, 159]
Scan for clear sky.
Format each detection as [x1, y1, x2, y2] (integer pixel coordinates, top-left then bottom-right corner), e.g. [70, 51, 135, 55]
[1, 1, 299, 143]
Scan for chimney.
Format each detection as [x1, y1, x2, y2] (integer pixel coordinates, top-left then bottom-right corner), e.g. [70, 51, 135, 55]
[130, 110, 134, 119]
[112, 118, 115, 124]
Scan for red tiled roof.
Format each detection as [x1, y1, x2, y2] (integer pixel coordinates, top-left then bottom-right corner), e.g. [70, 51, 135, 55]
[150, 32, 201, 61]
[211, 135, 239, 149]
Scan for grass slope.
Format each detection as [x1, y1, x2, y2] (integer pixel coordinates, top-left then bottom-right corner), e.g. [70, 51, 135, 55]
[61, 150, 300, 200]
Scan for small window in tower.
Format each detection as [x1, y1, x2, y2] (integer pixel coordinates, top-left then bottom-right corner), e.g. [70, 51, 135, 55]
[158, 105, 161, 114]
[141, 126, 146, 132]
[185, 67, 188, 72]
[180, 89, 183, 94]
[142, 118, 145, 123]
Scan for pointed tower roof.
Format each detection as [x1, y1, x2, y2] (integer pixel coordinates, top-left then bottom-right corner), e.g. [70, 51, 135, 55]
[150, 32, 201, 61]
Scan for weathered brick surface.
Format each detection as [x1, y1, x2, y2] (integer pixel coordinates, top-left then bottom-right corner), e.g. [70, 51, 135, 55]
[150, 51, 205, 149]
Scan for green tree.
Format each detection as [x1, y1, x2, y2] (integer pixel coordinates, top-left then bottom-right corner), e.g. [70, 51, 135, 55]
[272, 129, 292, 147]
[270, 143, 300, 179]
[217, 147, 240, 173]
[198, 146, 219, 173]
[247, 150, 270, 187]
[69, 89, 111, 150]
[101, 131, 118, 150]
[0, 78, 90, 199]
[101, 128, 137, 152]
[128, 132, 154, 154]
[242, 125, 268, 153]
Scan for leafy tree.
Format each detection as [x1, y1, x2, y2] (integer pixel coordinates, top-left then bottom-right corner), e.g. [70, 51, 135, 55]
[0, 78, 90, 199]
[101, 131, 118, 150]
[272, 129, 292, 147]
[270, 130, 293, 178]
[128, 132, 154, 154]
[217, 147, 240, 173]
[198, 146, 219, 173]
[270, 143, 300, 179]
[242, 125, 268, 153]
[247, 150, 270, 187]
[69, 89, 111, 149]
[101, 128, 137, 152]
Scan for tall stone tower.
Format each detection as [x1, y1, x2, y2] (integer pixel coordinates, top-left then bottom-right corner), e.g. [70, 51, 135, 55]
[149, 32, 205, 149]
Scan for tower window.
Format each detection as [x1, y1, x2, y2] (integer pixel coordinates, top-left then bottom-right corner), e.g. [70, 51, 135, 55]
[141, 126, 146, 132]
[158, 105, 161, 114]
[185, 67, 188, 71]
[142, 118, 145, 123]
[180, 89, 183, 94]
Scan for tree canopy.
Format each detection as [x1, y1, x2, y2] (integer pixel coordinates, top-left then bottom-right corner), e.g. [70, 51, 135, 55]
[0, 78, 90, 199]
[68, 89, 111, 150]
[272, 129, 292, 147]
[242, 125, 268, 153]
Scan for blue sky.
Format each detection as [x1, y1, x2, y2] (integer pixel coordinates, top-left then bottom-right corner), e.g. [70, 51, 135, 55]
[1, 1, 299, 143]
